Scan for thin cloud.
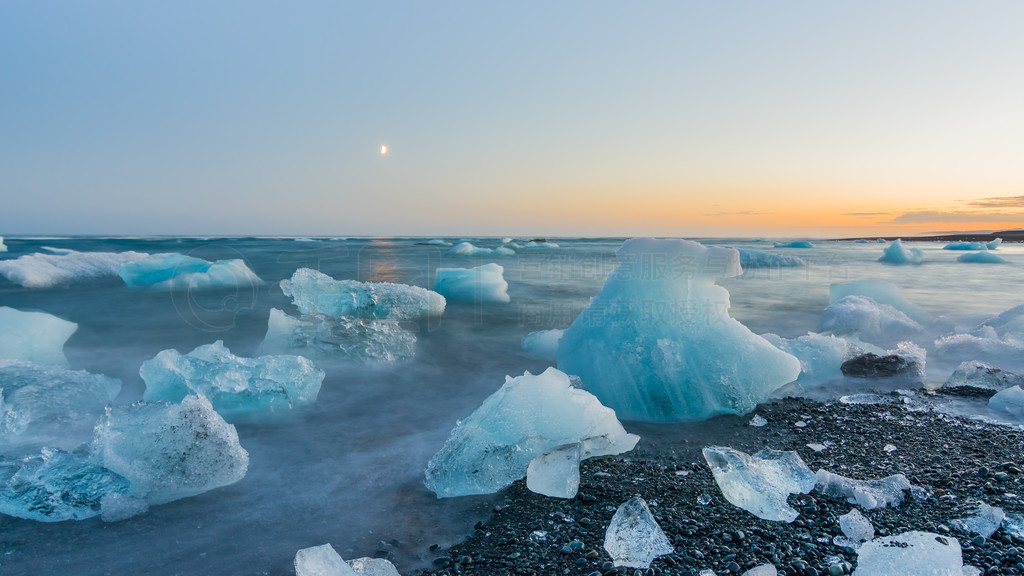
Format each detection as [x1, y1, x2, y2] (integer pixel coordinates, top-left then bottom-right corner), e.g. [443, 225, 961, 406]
[965, 195, 1024, 208]
[889, 211, 1024, 224]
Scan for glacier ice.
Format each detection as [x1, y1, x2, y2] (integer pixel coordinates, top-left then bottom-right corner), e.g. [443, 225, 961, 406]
[0, 236, 6, 252]
[853, 531, 970, 576]
[423, 367, 638, 498]
[0, 306, 78, 367]
[943, 239, 1001, 250]
[828, 279, 928, 323]
[448, 242, 515, 256]
[957, 252, 1007, 264]
[521, 329, 564, 362]
[1, 360, 121, 448]
[735, 248, 805, 269]
[818, 296, 922, 345]
[762, 332, 848, 386]
[259, 308, 416, 363]
[525, 442, 581, 498]
[834, 508, 874, 548]
[702, 446, 817, 522]
[433, 263, 511, 303]
[878, 239, 924, 264]
[934, 328, 1024, 371]
[117, 253, 263, 290]
[557, 238, 800, 422]
[0, 248, 150, 288]
[603, 496, 674, 568]
[989, 386, 1024, 420]
[944, 361, 1023, 391]
[347, 557, 402, 576]
[951, 503, 1004, 538]
[281, 268, 446, 320]
[140, 340, 324, 420]
[815, 469, 912, 509]
[90, 394, 249, 505]
[295, 543, 357, 576]
[773, 241, 814, 248]
[0, 447, 130, 522]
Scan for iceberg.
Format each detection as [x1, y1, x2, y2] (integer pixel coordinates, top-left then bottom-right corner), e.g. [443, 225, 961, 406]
[944, 361, 1023, 391]
[773, 241, 815, 248]
[735, 248, 805, 269]
[0, 248, 150, 288]
[957, 252, 1007, 264]
[951, 503, 1004, 538]
[0, 447, 130, 522]
[817, 296, 922, 345]
[815, 469, 912, 509]
[0, 306, 78, 367]
[603, 496, 674, 568]
[523, 240, 559, 249]
[878, 239, 924, 264]
[1, 360, 121, 447]
[835, 508, 875, 548]
[433, 263, 511, 303]
[853, 531, 971, 576]
[989, 386, 1024, 420]
[90, 394, 249, 505]
[521, 329, 564, 362]
[417, 238, 452, 246]
[762, 332, 848, 386]
[943, 239, 1001, 250]
[448, 242, 515, 256]
[295, 543, 357, 576]
[828, 279, 928, 323]
[117, 253, 263, 290]
[702, 446, 817, 522]
[259, 308, 416, 363]
[140, 341, 324, 420]
[281, 268, 446, 320]
[424, 367, 638, 498]
[557, 238, 800, 422]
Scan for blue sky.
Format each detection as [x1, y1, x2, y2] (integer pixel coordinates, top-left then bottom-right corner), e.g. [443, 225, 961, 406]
[2, 2, 1023, 236]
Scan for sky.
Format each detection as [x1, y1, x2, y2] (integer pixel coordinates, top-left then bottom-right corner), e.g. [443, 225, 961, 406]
[2, 1, 1023, 237]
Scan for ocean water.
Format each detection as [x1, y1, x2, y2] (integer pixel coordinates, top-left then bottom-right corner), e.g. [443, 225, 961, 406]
[0, 236, 1022, 575]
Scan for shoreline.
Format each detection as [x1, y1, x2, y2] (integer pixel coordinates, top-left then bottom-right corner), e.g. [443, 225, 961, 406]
[412, 395, 1024, 576]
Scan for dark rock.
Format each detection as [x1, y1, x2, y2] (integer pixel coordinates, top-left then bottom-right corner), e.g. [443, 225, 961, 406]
[840, 353, 919, 378]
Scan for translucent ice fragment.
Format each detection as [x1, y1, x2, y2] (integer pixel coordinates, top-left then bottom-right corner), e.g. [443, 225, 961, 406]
[259, 308, 416, 363]
[815, 469, 912, 509]
[433, 263, 510, 303]
[853, 531, 968, 576]
[878, 239, 924, 265]
[944, 361, 1024, 391]
[526, 442, 581, 499]
[989, 386, 1024, 421]
[834, 508, 874, 548]
[603, 496, 674, 568]
[117, 253, 263, 290]
[951, 503, 1004, 538]
[521, 329, 564, 362]
[281, 268, 445, 319]
[0, 306, 77, 367]
[703, 446, 817, 522]
[347, 557, 402, 576]
[295, 543, 358, 576]
[0, 249, 150, 288]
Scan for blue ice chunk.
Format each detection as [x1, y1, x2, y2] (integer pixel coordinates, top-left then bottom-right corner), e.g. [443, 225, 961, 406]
[281, 268, 446, 319]
[0, 306, 78, 367]
[828, 279, 929, 323]
[0, 447, 130, 522]
[735, 249, 805, 269]
[448, 242, 516, 256]
[703, 446, 817, 522]
[557, 238, 800, 422]
[943, 238, 1001, 250]
[818, 296, 922, 345]
[118, 253, 263, 290]
[878, 239, 924, 265]
[140, 341, 324, 420]
[0, 249, 150, 288]
[259, 308, 416, 363]
[762, 332, 849, 386]
[521, 329, 564, 362]
[989, 386, 1024, 421]
[773, 240, 815, 248]
[433, 263, 510, 303]
[90, 394, 249, 505]
[424, 367, 638, 498]
[957, 252, 1007, 264]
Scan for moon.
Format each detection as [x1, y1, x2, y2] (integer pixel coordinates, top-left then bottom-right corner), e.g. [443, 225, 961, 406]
[380, 145, 388, 155]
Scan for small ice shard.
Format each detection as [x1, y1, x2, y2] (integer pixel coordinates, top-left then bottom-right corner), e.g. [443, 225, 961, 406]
[702, 446, 817, 522]
[0, 447, 130, 522]
[951, 503, 1005, 538]
[840, 342, 925, 379]
[295, 543, 358, 576]
[281, 268, 446, 320]
[90, 394, 249, 505]
[853, 531, 968, 576]
[99, 493, 150, 522]
[700, 570, 717, 576]
[815, 469, 912, 509]
[828, 279, 929, 323]
[839, 393, 892, 405]
[140, 341, 324, 420]
[0, 248, 150, 288]
[697, 493, 712, 505]
[424, 367, 638, 498]
[521, 329, 564, 362]
[1004, 514, 1024, 538]
[957, 252, 1007, 264]
[878, 239, 924, 265]
[433, 263, 511, 303]
[0, 360, 121, 448]
[773, 241, 814, 248]
[117, 253, 263, 290]
[347, 557, 402, 576]
[526, 442, 581, 499]
[989, 386, 1024, 420]
[742, 565, 778, 576]
[523, 240, 559, 248]
[834, 508, 874, 548]
[807, 443, 827, 452]
[448, 242, 515, 256]
[944, 361, 1024, 391]
[883, 444, 897, 453]
[818, 296, 922, 345]
[557, 238, 800, 422]
[735, 248, 805, 269]
[603, 496, 674, 568]
[0, 306, 78, 367]
[762, 332, 848, 386]
[259, 308, 416, 363]
[749, 414, 768, 427]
